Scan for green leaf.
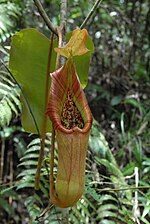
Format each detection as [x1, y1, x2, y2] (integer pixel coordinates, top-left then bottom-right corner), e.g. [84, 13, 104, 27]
[124, 98, 142, 109]
[122, 162, 135, 176]
[98, 204, 118, 212]
[17, 180, 35, 189]
[18, 160, 38, 167]
[0, 70, 21, 127]
[140, 217, 150, 224]
[72, 208, 86, 222]
[99, 194, 118, 203]
[96, 210, 118, 219]
[89, 119, 109, 157]
[100, 220, 115, 224]
[55, 29, 89, 58]
[17, 169, 36, 178]
[9, 28, 57, 134]
[0, 197, 14, 215]
[0, 187, 17, 198]
[24, 198, 41, 222]
[20, 153, 39, 161]
[111, 95, 122, 106]
[66, 31, 94, 88]
[142, 204, 150, 218]
[85, 186, 100, 202]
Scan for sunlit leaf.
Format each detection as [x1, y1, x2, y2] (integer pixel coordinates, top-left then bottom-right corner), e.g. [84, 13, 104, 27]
[55, 29, 89, 58]
[66, 30, 94, 88]
[9, 28, 57, 134]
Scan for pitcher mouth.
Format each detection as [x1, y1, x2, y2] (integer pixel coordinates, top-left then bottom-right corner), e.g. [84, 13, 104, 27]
[55, 122, 92, 134]
[46, 60, 92, 134]
[61, 89, 84, 130]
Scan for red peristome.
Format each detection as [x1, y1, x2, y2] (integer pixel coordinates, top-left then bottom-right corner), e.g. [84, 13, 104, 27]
[46, 59, 92, 133]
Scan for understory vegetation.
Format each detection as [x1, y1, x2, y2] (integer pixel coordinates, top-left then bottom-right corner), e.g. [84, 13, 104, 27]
[0, 0, 149, 223]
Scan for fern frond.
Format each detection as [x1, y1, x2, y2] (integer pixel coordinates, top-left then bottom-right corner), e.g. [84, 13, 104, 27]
[95, 156, 132, 200]
[0, 197, 14, 215]
[0, 2, 22, 43]
[0, 186, 18, 215]
[24, 195, 41, 220]
[16, 135, 51, 194]
[0, 68, 21, 128]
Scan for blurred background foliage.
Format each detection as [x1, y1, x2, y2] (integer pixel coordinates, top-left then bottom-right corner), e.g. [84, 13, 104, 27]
[0, 0, 150, 223]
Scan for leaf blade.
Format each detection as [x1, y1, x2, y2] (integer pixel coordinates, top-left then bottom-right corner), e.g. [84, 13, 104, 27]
[9, 28, 57, 134]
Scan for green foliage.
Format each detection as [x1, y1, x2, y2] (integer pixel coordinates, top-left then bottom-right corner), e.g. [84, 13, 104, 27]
[0, 186, 17, 215]
[89, 119, 150, 223]
[9, 28, 57, 134]
[66, 31, 94, 88]
[0, 1, 22, 43]
[0, 66, 21, 127]
[17, 136, 50, 193]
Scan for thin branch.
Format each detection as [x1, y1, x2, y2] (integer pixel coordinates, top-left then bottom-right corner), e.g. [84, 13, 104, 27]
[55, 27, 63, 68]
[49, 26, 64, 210]
[58, 0, 67, 66]
[60, 208, 69, 224]
[8, 146, 13, 204]
[0, 180, 150, 192]
[36, 203, 54, 221]
[33, 0, 57, 36]
[80, 0, 103, 29]
[60, 0, 67, 35]
[0, 135, 5, 184]
[49, 126, 55, 200]
[133, 167, 140, 224]
[49, 27, 63, 205]
[98, 185, 150, 192]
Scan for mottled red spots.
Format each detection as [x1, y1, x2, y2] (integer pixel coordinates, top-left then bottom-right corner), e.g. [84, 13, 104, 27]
[61, 90, 84, 129]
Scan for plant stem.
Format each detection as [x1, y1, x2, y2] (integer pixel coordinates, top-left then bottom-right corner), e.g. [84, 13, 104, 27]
[49, 127, 55, 200]
[35, 33, 54, 190]
[98, 185, 150, 192]
[60, 0, 67, 35]
[49, 24, 63, 212]
[1, 180, 150, 192]
[80, 0, 103, 29]
[133, 167, 140, 224]
[55, 27, 63, 68]
[61, 208, 69, 224]
[0, 134, 5, 184]
[33, 0, 57, 36]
